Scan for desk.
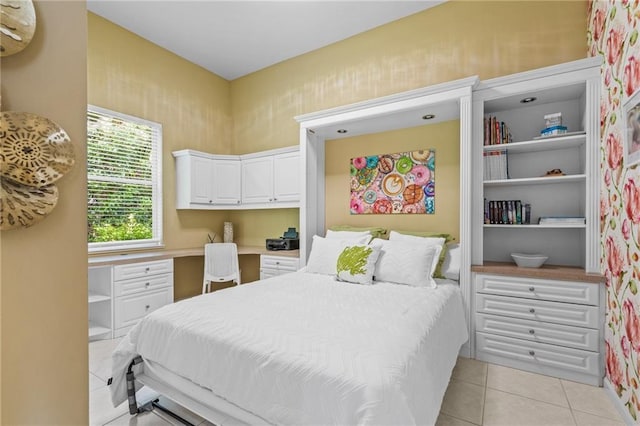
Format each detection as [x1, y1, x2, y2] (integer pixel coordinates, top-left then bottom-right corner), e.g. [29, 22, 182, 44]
[88, 246, 300, 340]
[89, 245, 299, 267]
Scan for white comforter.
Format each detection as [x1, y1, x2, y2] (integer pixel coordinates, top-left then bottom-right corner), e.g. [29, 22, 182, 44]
[111, 272, 468, 425]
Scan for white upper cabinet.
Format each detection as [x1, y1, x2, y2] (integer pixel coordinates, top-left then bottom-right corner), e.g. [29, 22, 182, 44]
[173, 150, 241, 209]
[173, 146, 299, 210]
[242, 147, 300, 206]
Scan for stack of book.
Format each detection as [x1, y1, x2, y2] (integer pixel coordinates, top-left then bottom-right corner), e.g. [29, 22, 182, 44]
[538, 216, 585, 226]
[485, 199, 531, 225]
[483, 115, 511, 181]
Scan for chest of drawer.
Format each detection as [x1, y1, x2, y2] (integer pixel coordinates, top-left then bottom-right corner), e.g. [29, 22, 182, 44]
[476, 293, 599, 329]
[114, 287, 173, 330]
[476, 332, 600, 378]
[476, 274, 598, 305]
[113, 259, 173, 281]
[476, 313, 599, 352]
[260, 255, 299, 271]
[114, 273, 172, 297]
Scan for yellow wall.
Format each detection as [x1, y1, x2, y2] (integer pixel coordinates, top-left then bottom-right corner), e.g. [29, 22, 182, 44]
[229, 0, 588, 238]
[88, 13, 233, 252]
[1, 1, 88, 423]
[325, 121, 460, 238]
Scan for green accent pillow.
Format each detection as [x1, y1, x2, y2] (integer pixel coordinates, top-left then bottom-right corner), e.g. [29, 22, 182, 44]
[328, 225, 388, 239]
[336, 244, 381, 285]
[389, 230, 453, 278]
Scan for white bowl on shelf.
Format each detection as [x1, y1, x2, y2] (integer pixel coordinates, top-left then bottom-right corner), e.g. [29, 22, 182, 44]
[511, 253, 548, 268]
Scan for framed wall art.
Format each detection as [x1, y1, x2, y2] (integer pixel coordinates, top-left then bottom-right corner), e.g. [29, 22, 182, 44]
[624, 88, 640, 168]
[350, 149, 435, 215]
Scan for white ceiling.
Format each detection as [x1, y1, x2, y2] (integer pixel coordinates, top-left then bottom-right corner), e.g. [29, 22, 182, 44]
[87, 0, 445, 81]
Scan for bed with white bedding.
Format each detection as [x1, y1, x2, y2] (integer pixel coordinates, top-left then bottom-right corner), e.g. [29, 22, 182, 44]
[110, 270, 468, 425]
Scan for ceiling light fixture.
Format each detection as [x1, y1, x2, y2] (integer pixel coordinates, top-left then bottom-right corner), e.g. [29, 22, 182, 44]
[422, 114, 435, 120]
[520, 97, 537, 103]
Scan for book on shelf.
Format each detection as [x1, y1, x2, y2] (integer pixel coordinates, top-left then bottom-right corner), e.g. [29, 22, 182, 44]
[485, 199, 531, 225]
[484, 115, 513, 145]
[483, 149, 508, 180]
[538, 216, 585, 225]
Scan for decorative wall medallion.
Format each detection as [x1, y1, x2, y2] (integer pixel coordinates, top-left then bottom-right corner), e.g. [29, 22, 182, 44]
[0, 178, 58, 230]
[0, 0, 36, 57]
[0, 111, 75, 187]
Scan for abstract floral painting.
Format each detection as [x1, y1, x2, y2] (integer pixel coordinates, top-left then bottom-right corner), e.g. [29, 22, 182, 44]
[589, 0, 640, 421]
[350, 150, 435, 215]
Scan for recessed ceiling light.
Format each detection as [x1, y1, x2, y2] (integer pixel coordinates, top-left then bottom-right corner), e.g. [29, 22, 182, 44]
[422, 114, 435, 120]
[520, 97, 537, 103]
[337, 129, 347, 134]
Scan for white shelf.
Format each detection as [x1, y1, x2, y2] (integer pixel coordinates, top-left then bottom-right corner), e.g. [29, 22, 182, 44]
[484, 174, 586, 186]
[484, 223, 586, 229]
[88, 293, 111, 304]
[483, 133, 586, 153]
[88, 322, 111, 338]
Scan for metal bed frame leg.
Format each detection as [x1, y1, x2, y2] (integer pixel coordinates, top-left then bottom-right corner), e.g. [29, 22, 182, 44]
[125, 356, 196, 426]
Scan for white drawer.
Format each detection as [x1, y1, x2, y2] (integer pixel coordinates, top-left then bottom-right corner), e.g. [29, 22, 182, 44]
[114, 273, 172, 297]
[476, 274, 598, 306]
[476, 313, 599, 352]
[260, 255, 299, 271]
[476, 293, 599, 329]
[113, 259, 173, 281]
[476, 332, 600, 377]
[114, 287, 173, 329]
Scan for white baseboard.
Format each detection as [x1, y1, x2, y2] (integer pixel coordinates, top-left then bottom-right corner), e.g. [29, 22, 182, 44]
[604, 378, 636, 426]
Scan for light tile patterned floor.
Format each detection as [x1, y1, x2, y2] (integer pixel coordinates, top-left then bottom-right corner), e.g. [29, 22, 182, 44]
[91, 339, 625, 426]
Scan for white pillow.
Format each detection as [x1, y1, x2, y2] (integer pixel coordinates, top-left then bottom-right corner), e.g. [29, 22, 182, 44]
[325, 229, 372, 243]
[388, 231, 445, 277]
[336, 244, 381, 285]
[370, 238, 440, 288]
[442, 243, 461, 280]
[306, 235, 351, 275]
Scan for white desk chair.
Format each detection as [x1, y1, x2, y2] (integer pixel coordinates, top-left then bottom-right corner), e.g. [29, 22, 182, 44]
[202, 243, 241, 294]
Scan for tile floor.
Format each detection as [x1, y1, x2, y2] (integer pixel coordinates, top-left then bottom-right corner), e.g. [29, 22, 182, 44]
[90, 338, 625, 426]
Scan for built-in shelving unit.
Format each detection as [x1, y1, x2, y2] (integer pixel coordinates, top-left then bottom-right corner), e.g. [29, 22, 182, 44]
[470, 57, 604, 386]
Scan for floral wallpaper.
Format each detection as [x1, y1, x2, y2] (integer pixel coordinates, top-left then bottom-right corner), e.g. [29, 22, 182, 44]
[589, 0, 640, 420]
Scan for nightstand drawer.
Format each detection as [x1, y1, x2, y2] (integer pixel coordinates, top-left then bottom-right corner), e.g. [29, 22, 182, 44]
[476, 313, 599, 352]
[114, 273, 173, 297]
[114, 259, 173, 281]
[476, 293, 599, 329]
[476, 332, 600, 377]
[476, 274, 598, 305]
[260, 255, 299, 271]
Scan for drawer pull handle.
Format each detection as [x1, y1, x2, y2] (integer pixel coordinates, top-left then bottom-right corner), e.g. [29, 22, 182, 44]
[529, 350, 535, 356]
[528, 287, 535, 292]
[145, 304, 150, 310]
[529, 329, 535, 334]
[145, 267, 150, 273]
[529, 308, 535, 313]
[145, 282, 150, 287]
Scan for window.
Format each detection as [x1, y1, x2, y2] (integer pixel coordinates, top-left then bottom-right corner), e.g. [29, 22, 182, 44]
[87, 105, 162, 252]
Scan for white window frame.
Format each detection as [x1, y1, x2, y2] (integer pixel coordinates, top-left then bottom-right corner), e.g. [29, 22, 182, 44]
[87, 105, 163, 253]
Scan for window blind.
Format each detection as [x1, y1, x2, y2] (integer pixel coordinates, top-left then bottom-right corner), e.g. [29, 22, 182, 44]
[87, 106, 163, 252]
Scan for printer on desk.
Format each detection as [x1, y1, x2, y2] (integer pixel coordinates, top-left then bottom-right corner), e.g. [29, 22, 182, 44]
[266, 227, 299, 251]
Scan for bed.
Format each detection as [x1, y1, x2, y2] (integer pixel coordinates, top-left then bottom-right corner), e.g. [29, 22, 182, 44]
[110, 237, 468, 425]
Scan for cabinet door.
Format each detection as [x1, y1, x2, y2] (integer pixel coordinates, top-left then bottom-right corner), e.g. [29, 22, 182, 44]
[212, 159, 241, 205]
[273, 151, 300, 202]
[242, 156, 273, 204]
[189, 155, 214, 204]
